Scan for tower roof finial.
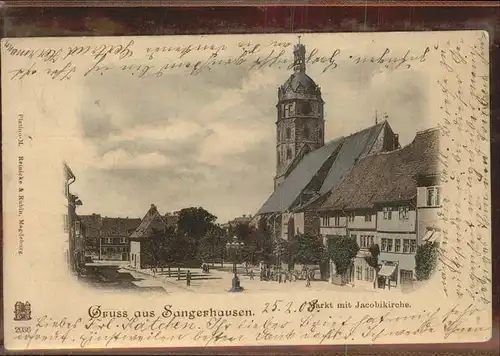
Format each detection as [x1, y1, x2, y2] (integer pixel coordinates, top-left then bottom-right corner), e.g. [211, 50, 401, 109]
[293, 36, 306, 73]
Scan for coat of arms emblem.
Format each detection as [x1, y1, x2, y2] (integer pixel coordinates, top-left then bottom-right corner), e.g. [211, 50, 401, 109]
[14, 301, 32, 321]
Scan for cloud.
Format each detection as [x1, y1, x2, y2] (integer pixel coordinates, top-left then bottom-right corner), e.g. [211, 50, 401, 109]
[96, 149, 171, 170]
[72, 40, 431, 222]
[107, 121, 204, 143]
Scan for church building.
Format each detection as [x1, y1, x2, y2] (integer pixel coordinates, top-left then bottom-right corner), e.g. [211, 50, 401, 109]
[255, 41, 400, 246]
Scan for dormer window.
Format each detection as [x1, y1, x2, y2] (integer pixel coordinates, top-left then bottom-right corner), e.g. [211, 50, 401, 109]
[426, 186, 441, 206]
[383, 207, 392, 220]
[399, 206, 409, 220]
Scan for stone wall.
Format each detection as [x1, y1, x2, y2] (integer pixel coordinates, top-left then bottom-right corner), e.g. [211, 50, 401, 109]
[293, 117, 324, 152]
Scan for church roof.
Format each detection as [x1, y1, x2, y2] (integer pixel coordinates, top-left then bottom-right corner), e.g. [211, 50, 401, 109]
[318, 121, 387, 195]
[256, 121, 390, 215]
[320, 128, 439, 211]
[257, 138, 343, 215]
[281, 72, 320, 95]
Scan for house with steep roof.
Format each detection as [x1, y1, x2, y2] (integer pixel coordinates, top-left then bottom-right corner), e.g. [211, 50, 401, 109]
[130, 204, 172, 269]
[319, 128, 440, 289]
[99, 217, 141, 261]
[80, 214, 142, 261]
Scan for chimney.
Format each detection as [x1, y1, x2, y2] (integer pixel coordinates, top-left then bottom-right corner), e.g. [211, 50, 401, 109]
[394, 134, 400, 150]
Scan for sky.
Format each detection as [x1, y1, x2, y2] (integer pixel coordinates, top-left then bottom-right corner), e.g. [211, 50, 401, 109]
[68, 33, 435, 223]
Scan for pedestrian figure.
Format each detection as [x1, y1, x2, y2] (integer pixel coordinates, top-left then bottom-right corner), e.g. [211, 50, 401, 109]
[306, 271, 311, 287]
[186, 270, 191, 286]
[250, 269, 254, 280]
[279, 271, 282, 284]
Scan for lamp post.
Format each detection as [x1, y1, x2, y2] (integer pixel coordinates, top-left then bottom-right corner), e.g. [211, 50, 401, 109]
[226, 236, 244, 292]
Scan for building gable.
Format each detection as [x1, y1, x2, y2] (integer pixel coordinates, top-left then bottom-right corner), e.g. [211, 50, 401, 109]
[130, 204, 169, 238]
[318, 121, 391, 197]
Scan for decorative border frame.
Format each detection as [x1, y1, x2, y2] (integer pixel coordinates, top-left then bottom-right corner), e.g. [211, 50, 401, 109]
[0, 1, 498, 355]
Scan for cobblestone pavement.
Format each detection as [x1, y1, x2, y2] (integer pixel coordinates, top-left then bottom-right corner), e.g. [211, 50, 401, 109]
[122, 265, 406, 295]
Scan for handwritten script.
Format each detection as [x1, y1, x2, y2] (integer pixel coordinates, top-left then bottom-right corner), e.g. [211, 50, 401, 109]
[437, 32, 491, 305]
[3, 39, 432, 81]
[12, 301, 490, 348]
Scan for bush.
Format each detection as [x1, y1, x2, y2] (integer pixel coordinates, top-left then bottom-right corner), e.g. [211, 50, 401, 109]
[289, 233, 326, 265]
[415, 241, 439, 281]
[327, 236, 359, 276]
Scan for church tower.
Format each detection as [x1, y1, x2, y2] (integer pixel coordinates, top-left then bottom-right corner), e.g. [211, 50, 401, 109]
[274, 41, 325, 190]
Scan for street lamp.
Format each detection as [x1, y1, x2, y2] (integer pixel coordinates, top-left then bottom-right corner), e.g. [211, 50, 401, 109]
[226, 236, 244, 292]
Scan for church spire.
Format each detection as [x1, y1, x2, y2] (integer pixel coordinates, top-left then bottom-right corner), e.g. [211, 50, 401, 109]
[293, 36, 306, 73]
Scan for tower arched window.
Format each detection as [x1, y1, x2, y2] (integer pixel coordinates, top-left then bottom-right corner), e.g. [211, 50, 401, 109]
[297, 102, 312, 116]
[286, 148, 292, 159]
[286, 128, 291, 139]
[284, 103, 292, 118]
[319, 128, 323, 139]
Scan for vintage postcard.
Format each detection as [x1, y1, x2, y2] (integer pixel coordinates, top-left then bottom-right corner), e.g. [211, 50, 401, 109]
[1, 31, 492, 350]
